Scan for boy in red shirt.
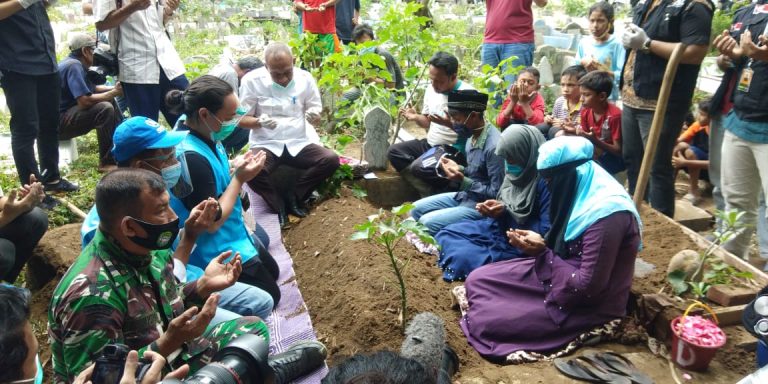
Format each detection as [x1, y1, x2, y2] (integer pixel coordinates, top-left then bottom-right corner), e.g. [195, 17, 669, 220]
[672, 99, 711, 205]
[295, 0, 342, 55]
[496, 67, 546, 129]
[564, 71, 625, 178]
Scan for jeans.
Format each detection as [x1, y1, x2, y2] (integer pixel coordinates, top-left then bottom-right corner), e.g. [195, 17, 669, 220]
[122, 72, 189, 127]
[622, 105, 686, 217]
[721, 130, 768, 259]
[211, 281, 274, 325]
[0, 71, 61, 184]
[59, 101, 122, 166]
[0, 207, 48, 283]
[410, 192, 483, 235]
[481, 42, 535, 83]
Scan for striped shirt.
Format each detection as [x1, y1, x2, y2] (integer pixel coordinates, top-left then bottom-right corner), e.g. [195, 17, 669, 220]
[94, 0, 185, 84]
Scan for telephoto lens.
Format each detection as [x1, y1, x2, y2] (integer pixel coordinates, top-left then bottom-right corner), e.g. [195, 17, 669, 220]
[162, 334, 274, 384]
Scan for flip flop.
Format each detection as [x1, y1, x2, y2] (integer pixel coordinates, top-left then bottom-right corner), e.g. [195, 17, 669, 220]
[572, 356, 632, 384]
[554, 358, 605, 383]
[588, 352, 655, 384]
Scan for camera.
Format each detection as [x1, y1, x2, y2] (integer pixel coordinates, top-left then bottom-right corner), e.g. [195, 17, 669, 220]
[87, 47, 120, 85]
[161, 334, 275, 384]
[92, 343, 152, 384]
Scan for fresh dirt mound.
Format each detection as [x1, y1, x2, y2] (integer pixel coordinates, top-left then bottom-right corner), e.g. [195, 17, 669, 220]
[284, 189, 755, 380]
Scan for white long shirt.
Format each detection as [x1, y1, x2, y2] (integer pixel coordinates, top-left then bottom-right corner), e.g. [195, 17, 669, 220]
[239, 67, 322, 157]
[94, 0, 185, 84]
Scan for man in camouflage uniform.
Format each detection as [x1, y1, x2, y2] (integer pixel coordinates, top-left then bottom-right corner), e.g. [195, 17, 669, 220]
[48, 169, 325, 383]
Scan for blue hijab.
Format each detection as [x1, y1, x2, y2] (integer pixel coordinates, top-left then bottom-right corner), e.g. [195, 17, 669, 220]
[537, 137, 642, 256]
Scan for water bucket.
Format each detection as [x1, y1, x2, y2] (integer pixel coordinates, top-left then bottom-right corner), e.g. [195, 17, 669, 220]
[670, 301, 727, 371]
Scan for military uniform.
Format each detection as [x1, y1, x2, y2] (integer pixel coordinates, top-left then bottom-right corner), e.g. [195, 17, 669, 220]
[48, 230, 269, 384]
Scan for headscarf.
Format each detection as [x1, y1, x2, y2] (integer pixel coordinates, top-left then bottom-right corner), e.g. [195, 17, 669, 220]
[494, 124, 546, 224]
[537, 137, 642, 257]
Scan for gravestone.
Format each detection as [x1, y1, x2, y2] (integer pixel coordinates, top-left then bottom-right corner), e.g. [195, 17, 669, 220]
[538, 56, 554, 86]
[363, 106, 391, 170]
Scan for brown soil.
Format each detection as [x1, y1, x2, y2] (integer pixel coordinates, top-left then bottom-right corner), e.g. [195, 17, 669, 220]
[285, 189, 756, 381]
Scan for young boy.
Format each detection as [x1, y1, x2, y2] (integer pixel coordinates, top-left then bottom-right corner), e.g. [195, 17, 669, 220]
[672, 99, 711, 205]
[565, 71, 625, 179]
[539, 65, 587, 139]
[496, 67, 546, 129]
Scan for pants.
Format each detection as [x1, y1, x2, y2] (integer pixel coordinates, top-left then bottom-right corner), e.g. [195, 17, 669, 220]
[247, 144, 340, 213]
[0, 71, 61, 184]
[721, 130, 768, 259]
[410, 192, 483, 235]
[622, 105, 686, 217]
[710, 115, 768, 259]
[0, 207, 48, 283]
[238, 246, 282, 307]
[122, 72, 189, 127]
[211, 281, 275, 325]
[388, 138, 431, 172]
[59, 101, 121, 166]
[481, 42, 535, 83]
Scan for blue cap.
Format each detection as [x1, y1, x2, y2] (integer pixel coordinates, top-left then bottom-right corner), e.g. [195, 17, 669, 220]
[112, 116, 188, 163]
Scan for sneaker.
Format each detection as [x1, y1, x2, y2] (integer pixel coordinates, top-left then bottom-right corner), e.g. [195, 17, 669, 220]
[682, 193, 702, 206]
[268, 341, 327, 384]
[38, 195, 59, 210]
[44, 178, 79, 193]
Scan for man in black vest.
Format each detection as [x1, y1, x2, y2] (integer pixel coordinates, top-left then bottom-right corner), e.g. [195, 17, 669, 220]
[620, 0, 713, 217]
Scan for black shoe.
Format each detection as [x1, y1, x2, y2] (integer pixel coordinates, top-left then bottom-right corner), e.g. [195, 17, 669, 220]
[38, 195, 59, 210]
[286, 196, 308, 218]
[278, 208, 290, 229]
[268, 340, 327, 384]
[438, 345, 459, 383]
[44, 178, 79, 193]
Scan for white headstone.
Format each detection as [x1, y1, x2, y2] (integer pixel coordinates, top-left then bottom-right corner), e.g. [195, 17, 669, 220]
[538, 56, 554, 87]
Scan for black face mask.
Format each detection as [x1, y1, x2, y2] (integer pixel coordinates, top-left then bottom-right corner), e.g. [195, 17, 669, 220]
[127, 217, 180, 250]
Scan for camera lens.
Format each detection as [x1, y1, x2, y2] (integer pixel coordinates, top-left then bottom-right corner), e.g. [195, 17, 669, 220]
[179, 334, 273, 384]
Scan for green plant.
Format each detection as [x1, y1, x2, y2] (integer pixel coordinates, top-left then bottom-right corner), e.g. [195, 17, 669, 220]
[350, 183, 368, 199]
[472, 56, 523, 119]
[667, 210, 753, 298]
[351, 204, 435, 330]
[563, 0, 590, 17]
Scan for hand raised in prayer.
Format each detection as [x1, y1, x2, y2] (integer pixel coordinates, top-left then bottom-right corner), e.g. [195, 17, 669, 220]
[19, 174, 45, 205]
[509, 83, 520, 105]
[161, 294, 218, 351]
[198, 251, 242, 296]
[507, 229, 546, 256]
[476, 199, 504, 218]
[575, 126, 595, 141]
[740, 30, 768, 59]
[428, 111, 453, 128]
[399, 105, 420, 121]
[560, 120, 578, 135]
[439, 157, 464, 182]
[713, 30, 743, 59]
[184, 198, 219, 238]
[233, 150, 266, 184]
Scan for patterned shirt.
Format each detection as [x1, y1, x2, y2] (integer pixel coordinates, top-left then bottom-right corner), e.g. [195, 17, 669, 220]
[48, 230, 203, 383]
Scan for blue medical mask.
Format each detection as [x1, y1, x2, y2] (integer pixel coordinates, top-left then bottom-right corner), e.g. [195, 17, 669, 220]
[505, 161, 523, 176]
[8, 354, 43, 384]
[452, 113, 474, 138]
[272, 79, 295, 91]
[160, 162, 182, 189]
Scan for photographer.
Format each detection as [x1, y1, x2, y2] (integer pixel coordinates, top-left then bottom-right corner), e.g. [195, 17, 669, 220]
[49, 169, 326, 383]
[94, 0, 188, 126]
[0, 285, 43, 384]
[58, 33, 123, 172]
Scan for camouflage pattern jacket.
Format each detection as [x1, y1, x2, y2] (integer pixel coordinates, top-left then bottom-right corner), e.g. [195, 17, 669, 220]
[48, 230, 204, 383]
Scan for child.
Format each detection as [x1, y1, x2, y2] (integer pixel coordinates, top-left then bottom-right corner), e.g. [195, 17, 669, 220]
[575, 1, 625, 101]
[496, 67, 546, 130]
[539, 65, 587, 139]
[672, 99, 711, 205]
[564, 71, 625, 179]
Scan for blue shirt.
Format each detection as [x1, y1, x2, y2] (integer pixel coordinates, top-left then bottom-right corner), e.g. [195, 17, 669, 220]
[58, 55, 95, 113]
[0, 3, 57, 75]
[455, 124, 505, 207]
[576, 35, 625, 101]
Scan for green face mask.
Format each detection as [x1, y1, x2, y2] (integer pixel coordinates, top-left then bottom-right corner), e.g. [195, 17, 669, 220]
[210, 106, 247, 142]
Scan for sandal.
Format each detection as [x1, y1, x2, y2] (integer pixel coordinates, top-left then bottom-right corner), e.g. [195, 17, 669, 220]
[554, 358, 604, 383]
[586, 352, 654, 384]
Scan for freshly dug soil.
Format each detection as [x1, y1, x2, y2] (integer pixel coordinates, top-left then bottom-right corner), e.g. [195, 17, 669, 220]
[285, 189, 756, 381]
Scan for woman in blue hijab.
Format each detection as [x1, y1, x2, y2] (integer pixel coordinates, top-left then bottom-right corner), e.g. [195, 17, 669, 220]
[460, 136, 642, 361]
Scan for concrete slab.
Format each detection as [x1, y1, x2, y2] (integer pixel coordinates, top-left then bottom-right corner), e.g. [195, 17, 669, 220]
[674, 199, 713, 232]
[362, 170, 419, 208]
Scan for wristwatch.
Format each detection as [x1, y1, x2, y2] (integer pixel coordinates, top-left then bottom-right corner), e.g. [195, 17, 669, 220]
[641, 38, 652, 54]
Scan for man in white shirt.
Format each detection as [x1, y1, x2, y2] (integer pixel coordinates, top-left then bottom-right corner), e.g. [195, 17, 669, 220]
[94, 0, 188, 126]
[389, 51, 474, 196]
[239, 43, 340, 226]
